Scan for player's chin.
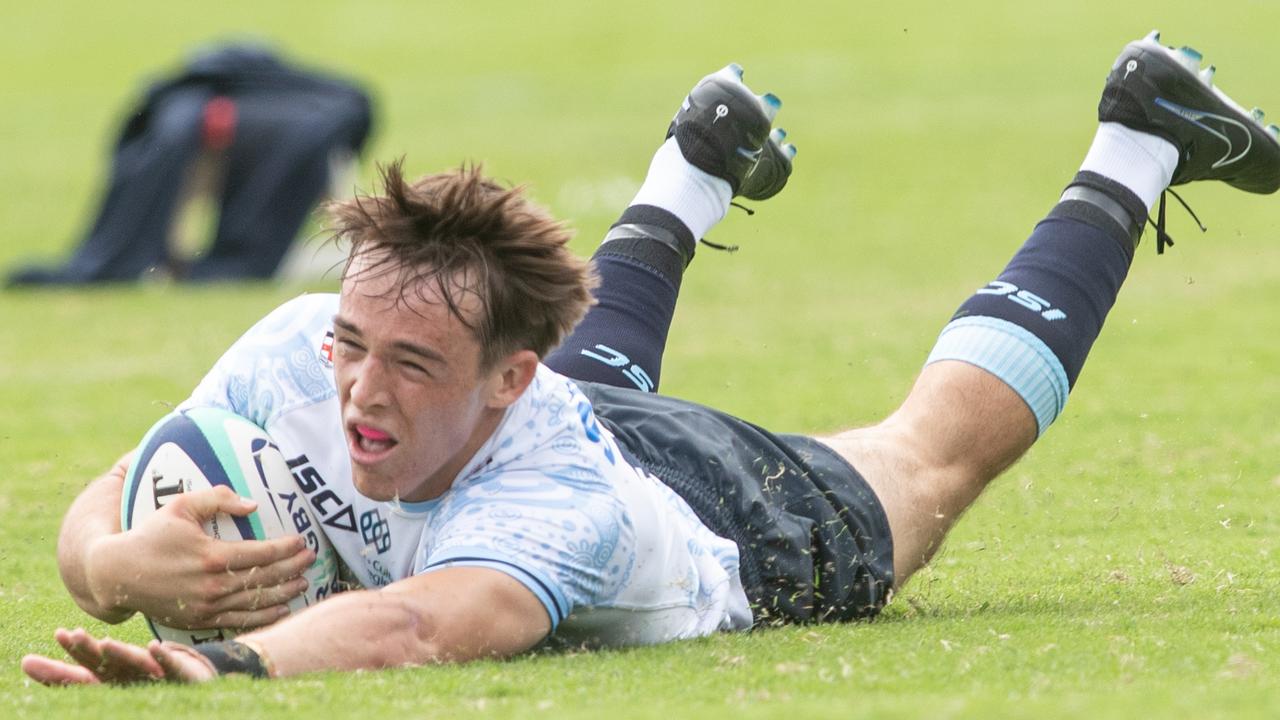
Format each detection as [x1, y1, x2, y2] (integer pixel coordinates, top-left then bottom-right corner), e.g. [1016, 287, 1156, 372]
[346, 443, 403, 501]
[350, 467, 398, 502]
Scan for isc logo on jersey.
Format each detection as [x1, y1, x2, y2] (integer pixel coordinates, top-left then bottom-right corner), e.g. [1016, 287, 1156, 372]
[122, 407, 340, 645]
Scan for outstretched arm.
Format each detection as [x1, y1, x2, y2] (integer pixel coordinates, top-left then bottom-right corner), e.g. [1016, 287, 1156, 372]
[57, 453, 315, 629]
[245, 566, 550, 674]
[23, 566, 551, 684]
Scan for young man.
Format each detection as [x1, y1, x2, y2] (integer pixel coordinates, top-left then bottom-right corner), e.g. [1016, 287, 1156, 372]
[23, 31, 1280, 684]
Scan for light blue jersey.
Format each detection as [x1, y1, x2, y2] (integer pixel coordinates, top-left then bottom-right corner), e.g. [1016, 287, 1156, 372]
[181, 294, 752, 646]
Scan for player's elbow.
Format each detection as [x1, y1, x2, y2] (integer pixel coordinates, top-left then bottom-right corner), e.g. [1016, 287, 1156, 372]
[60, 577, 133, 625]
[367, 594, 458, 667]
[370, 590, 532, 667]
[58, 533, 133, 625]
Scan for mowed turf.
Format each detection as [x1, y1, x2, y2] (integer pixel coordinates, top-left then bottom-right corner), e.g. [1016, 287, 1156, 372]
[2, 2, 1279, 717]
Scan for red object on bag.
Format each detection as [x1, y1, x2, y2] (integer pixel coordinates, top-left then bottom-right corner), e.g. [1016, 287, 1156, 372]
[201, 96, 238, 151]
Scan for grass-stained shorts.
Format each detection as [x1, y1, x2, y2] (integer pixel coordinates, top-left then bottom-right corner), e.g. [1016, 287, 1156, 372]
[580, 381, 895, 625]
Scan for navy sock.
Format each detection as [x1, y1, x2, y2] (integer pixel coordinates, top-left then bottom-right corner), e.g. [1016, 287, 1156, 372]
[927, 173, 1146, 434]
[543, 205, 693, 392]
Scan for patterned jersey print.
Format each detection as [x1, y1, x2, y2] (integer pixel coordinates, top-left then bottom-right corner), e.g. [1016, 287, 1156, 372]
[180, 294, 752, 646]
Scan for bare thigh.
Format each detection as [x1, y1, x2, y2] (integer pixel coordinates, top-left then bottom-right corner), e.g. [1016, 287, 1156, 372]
[816, 361, 1038, 586]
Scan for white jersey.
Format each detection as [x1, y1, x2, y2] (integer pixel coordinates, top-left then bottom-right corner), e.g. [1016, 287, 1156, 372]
[180, 294, 752, 646]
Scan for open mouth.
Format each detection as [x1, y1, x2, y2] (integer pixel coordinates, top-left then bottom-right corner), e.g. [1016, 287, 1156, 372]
[348, 422, 398, 461]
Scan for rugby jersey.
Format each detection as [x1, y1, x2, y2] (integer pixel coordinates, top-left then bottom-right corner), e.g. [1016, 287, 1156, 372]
[179, 293, 752, 646]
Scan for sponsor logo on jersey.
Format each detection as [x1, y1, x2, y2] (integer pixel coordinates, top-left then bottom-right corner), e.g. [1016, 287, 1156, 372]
[360, 509, 392, 554]
[286, 453, 358, 534]
[320, 330, 335, 366]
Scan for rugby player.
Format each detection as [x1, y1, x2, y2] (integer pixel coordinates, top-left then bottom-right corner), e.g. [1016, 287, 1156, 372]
[23, 31, 1280, 683]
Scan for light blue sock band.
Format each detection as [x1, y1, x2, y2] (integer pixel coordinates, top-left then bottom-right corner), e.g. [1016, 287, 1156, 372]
[924, 316, 1070, 436]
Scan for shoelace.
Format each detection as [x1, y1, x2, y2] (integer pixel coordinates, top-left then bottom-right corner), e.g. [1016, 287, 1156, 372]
[698, 237, 739, 253]
[1150, 188, 1207, 254]
[698, 201, 756, 254]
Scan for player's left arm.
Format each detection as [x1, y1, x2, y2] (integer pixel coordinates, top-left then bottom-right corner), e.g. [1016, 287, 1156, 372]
[22, 566, 551, 684]
[245, 565, 551, 673]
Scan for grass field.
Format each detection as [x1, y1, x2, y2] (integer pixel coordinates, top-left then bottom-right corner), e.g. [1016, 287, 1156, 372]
[3, 1, 1280, 717]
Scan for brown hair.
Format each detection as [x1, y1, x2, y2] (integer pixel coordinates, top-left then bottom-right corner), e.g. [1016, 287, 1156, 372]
[328, 159, 597, 368]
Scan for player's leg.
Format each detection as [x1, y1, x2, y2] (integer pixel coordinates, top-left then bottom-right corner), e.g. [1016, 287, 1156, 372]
[821, 31, 1280, 586]
[544, 65, 795, 392]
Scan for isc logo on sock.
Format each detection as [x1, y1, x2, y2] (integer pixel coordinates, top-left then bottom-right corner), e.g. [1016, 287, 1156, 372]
[580, 344, 655, 392]
[977, 281, 1067, 321]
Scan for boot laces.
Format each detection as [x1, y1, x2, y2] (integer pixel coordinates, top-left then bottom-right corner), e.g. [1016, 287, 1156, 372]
[1150, 188, 1207, 254]
[697, 201, 756, 254]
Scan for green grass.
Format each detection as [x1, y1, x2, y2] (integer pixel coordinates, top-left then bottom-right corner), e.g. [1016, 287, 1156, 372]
[3, 1, 1280, 717]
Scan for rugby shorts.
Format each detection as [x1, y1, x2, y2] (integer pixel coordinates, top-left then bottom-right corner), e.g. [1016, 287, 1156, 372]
[580, 381, 895, 625]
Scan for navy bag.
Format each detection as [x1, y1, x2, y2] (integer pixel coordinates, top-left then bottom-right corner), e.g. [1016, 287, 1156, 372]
[8, 44, 373, 285]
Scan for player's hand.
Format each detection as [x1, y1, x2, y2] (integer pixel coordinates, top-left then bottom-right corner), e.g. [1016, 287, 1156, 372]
[84, 485, 315, 631]
[21, 628, 216, 685]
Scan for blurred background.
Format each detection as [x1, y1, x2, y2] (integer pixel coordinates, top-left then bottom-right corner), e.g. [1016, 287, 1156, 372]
[8, 1, 1278, 281]
[4, 0, 1279, 493]
[3, 2, 1280, 713]
[4, 0, 1278, 457]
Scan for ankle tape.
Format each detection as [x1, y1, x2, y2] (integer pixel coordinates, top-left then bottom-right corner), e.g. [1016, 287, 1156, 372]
[1053, 171, 1149, 253]
[607, 205, 697, 266]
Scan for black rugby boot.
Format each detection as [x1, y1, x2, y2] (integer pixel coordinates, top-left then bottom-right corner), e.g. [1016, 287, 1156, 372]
[667, 64, 796, 201]
[1100, 30, 1280, 193]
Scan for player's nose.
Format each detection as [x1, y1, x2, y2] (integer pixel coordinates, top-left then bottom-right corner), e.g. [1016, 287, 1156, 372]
[346, 356, 394, 409]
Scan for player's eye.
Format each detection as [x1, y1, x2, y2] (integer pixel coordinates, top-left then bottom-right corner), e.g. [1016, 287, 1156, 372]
[335, 337, 364, 355]
[399, 360, 430, 378]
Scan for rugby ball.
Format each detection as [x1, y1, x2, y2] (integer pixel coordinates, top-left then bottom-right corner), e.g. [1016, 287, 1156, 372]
[121, 406, 340, 645]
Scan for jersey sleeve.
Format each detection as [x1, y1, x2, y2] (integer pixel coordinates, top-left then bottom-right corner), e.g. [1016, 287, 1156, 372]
[179, 294, 339, 426]
[416, 468, 636, 632]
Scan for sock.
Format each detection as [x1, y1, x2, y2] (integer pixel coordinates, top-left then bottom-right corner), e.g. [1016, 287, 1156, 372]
[545, 138, 736, 391]
[543, 205, 693, 392]
[626, 137, 732, 242]
[925, 132, 1167, 435]
[1079, 122, 1179, 213]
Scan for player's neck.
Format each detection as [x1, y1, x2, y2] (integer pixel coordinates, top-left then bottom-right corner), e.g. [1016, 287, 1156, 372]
[402, 405, 510, 503]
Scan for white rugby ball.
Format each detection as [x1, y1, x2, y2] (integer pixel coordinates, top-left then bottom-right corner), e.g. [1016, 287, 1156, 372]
[121, 406, 340, 645]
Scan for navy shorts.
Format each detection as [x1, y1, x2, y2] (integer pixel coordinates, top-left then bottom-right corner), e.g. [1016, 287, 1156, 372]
[579, 381, 895, 625]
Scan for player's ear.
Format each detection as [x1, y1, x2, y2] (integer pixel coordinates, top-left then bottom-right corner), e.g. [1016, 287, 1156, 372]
[485, 349, 539, 408]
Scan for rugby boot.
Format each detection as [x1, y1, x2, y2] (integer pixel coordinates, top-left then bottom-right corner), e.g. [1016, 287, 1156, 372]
[1100, 30, 1280, 193]
[667, 64, 797, 200]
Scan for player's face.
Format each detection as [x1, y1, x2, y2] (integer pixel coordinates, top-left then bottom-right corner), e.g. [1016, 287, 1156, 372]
[333, 254, 509, 503]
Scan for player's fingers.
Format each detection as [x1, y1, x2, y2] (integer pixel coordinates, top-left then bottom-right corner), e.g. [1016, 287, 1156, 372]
[151, 641, 218, 683]
[21, 655, 103, 686]
[237, 543, 316, 586]
[212, 576, 309, 614]
[221, 535, 309, 572]
[58, 628, 106, 673]
[178, 485, 257, 521]
[98, 638, 165, 682]
[202, 604, 292, 631]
